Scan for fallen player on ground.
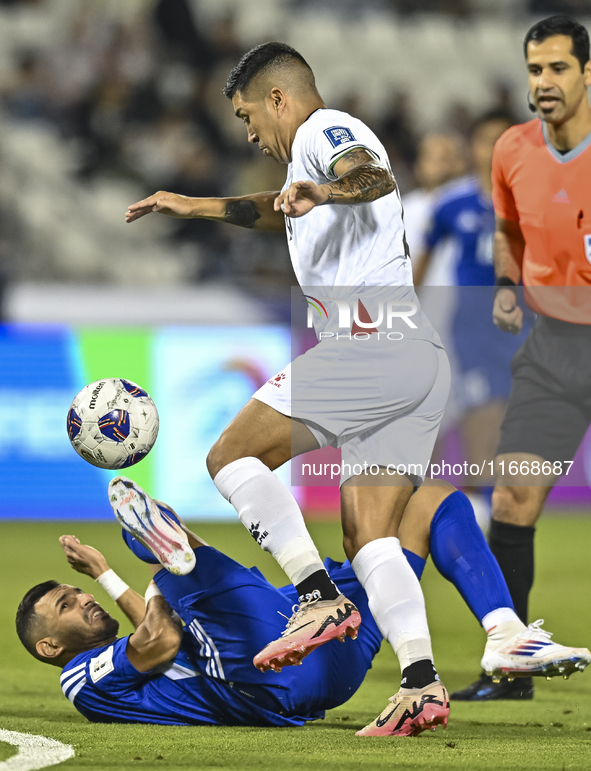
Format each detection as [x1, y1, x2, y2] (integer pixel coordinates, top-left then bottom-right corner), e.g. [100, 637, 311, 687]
[15, 479, 590, 735]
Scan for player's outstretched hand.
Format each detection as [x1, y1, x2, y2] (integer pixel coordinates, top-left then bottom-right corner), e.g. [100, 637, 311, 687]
[126, 191, 195, 223]
[274, 180, 327, 218]
[59, 535, 109, 579]
[493, 287, 523, 335]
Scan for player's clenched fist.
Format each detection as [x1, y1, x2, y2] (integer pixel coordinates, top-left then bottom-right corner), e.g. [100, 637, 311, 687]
[126, 191, 195, 223]
[274, 180, 327, 218]
[493, 287, 523, 335]
[59, 535, 109, 579]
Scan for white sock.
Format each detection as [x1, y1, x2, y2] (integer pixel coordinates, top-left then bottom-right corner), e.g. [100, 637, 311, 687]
[484, 616, 526, 652]
[481, 607, 524, 634]
[213, 457, 325, 585]
[352, 537, 433, 671]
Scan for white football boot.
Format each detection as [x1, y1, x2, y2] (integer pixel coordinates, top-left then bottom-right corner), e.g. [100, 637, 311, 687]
[481, 619, 591, 682]
[108, 476, 195, 575]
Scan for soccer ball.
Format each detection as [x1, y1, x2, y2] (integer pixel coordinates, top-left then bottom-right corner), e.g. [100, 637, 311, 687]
[67, 378, 159, 469]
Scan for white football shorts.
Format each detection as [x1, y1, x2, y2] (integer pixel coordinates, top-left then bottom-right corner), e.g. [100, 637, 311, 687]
[252, 336, 450, 485]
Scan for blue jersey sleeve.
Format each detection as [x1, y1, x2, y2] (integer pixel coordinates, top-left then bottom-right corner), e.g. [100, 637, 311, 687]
[61, 637, 150, 705]
[425, 201, 451, 251]
[85, 637, 150, 694]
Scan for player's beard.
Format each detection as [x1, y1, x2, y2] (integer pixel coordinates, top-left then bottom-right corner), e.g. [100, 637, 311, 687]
[66, 614, 120, 652]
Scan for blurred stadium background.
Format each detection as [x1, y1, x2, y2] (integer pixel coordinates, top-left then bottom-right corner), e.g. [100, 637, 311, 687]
[1, 0, 591, 521]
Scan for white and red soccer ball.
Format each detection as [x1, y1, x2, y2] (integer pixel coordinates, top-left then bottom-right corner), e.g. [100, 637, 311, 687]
[67, 378, 159, 469]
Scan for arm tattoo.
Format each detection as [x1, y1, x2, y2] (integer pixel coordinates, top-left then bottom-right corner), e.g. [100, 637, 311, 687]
[224, 200, 262, 228]
[326, 162, 395, 204]
[333, 148, 377, 172]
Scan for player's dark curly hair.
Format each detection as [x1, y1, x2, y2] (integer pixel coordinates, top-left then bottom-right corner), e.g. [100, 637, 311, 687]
[524, 15, 590, 72]
[16, 580, 59, 659]
[223, 42, 312, 99]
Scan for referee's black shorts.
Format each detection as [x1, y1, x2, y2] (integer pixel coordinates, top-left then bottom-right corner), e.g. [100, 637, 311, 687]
[497, 315, 591, 463]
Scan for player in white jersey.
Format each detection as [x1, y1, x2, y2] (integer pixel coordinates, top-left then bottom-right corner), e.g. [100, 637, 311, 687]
[126, 43, 450, 736]
[280, 107, 409, 286]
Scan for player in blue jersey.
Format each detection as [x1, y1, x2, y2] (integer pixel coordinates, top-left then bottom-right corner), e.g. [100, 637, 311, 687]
[15, 478, 589, 732]
[414, 111, 532, 538]
[18, 514, 382, 728]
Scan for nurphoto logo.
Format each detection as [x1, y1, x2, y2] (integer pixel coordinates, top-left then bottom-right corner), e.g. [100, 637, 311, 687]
[304, 294, 418, 340]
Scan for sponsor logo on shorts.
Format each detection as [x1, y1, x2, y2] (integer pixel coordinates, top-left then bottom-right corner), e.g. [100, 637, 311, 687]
[268, 373, 286, 388]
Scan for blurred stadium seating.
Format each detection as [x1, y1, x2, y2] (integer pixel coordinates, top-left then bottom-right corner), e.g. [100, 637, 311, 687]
[0, 0, 586, 304]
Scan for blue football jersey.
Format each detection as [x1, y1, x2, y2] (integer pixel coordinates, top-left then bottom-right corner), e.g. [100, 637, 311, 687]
[426, 176, 496, 287]
[58, 550, 381, 728]
[60, 631, 319, 727]
[60, 546, 382, 726]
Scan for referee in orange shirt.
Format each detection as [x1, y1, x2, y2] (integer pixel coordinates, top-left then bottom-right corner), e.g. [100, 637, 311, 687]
[454, 15, 591, 701]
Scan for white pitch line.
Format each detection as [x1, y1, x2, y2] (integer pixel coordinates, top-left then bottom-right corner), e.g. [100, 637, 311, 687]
[0, 730, 74, 771]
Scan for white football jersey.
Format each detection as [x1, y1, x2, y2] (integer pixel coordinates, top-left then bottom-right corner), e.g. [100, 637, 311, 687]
[283, 108, 413, 288]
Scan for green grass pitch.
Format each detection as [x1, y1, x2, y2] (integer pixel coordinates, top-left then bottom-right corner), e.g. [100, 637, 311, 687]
[1, 515, 590, 770]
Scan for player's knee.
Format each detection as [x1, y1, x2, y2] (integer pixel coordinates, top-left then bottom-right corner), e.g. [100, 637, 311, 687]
[491, 485, 539, 526]
[491, 486, 515, 522]
[342, 523, 376, 562]
[206, 439, 228, 480]
[207, 436, 262, 479]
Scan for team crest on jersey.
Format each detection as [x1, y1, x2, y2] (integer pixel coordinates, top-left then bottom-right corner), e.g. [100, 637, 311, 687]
[89, 646, 115, 683]
[584, 234, 591, 264]
[323, 126, 356, 148]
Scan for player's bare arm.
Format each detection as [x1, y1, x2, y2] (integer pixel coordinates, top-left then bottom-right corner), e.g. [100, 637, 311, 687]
[126, 191, 285, 232]
[126, 590, 183, 672]
[274, 148, 395, 218]
[493, 216, 525, 335]
[59, 535, 146, 629]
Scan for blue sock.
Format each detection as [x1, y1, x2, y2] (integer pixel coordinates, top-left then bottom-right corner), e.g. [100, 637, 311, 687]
[429, 490, 514, 623]
[120, 501, 183, 564]
[402, 548, 426, 580]
[121, 529, 159, 563]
